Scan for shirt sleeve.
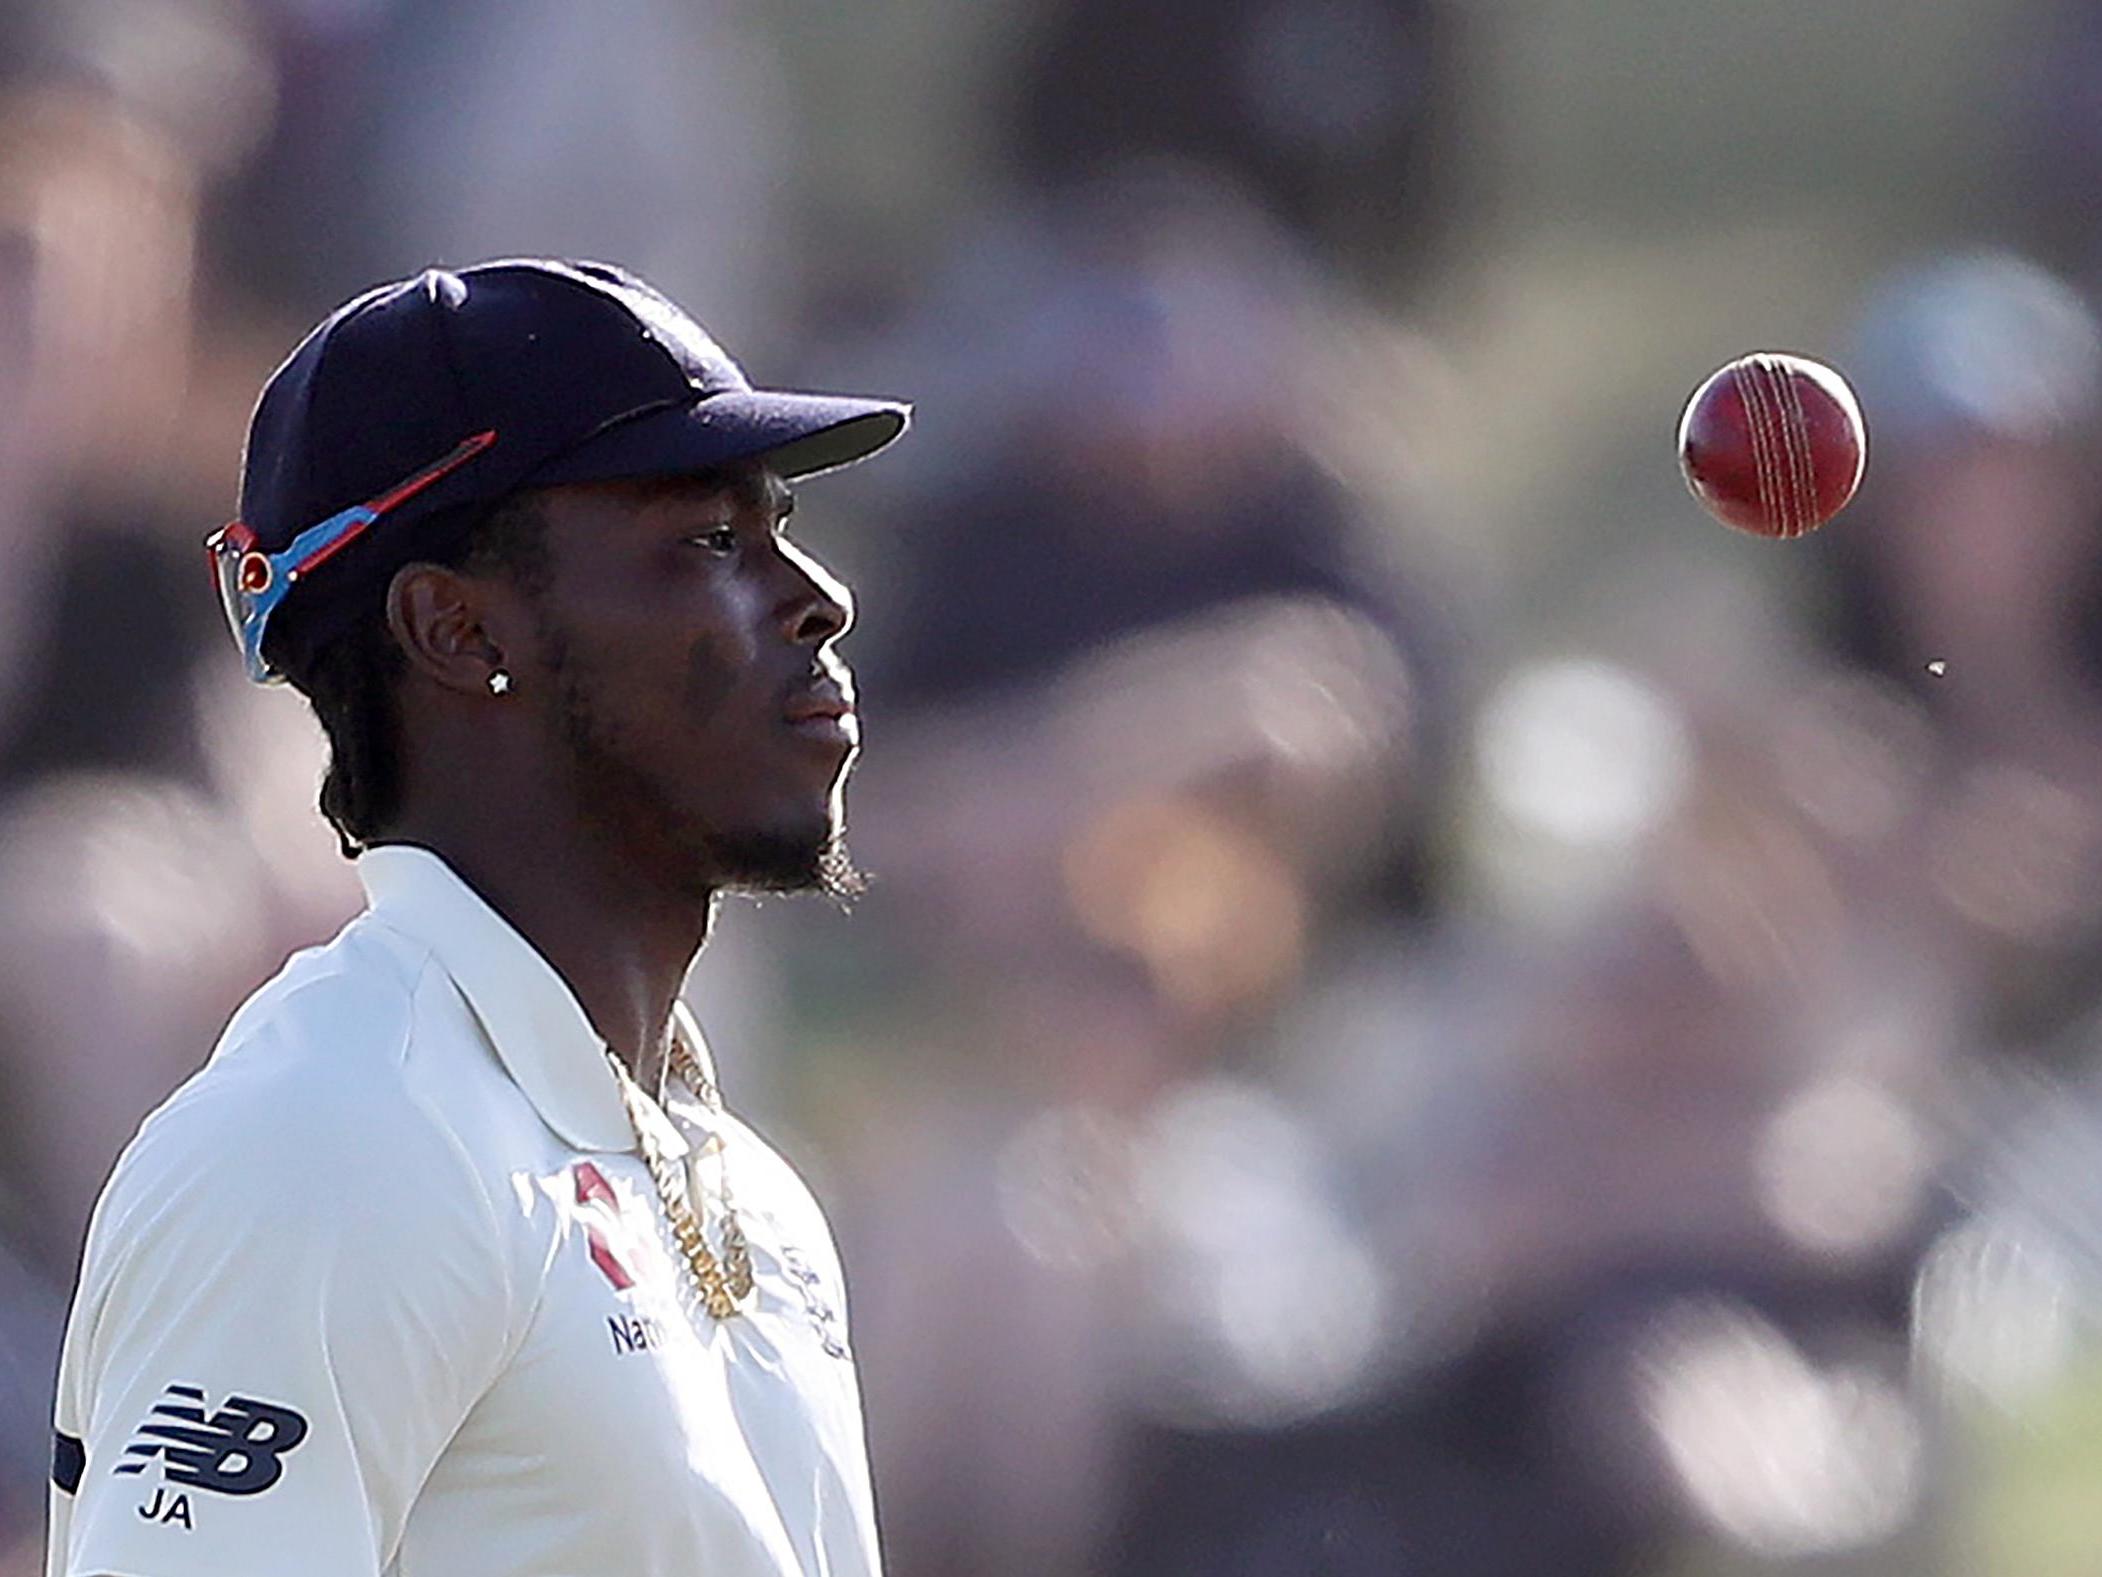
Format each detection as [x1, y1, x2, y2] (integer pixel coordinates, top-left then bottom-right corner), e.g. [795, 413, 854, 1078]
[48, 1006, 515, 1577]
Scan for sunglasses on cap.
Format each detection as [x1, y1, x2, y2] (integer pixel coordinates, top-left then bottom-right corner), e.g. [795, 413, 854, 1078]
[204, 430, 497, 685]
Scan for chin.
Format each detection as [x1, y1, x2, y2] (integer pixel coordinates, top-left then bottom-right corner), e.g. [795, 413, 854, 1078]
[705, 814, 862, 901]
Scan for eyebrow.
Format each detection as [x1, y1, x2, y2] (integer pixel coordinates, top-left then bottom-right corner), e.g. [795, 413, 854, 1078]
[704, 468, 792, 523]
[638, 468, 793, 520]
[748, 473, 795, 521]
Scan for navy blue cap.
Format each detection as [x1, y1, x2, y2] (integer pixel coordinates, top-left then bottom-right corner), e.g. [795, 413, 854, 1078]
[237, 258, 909, 678]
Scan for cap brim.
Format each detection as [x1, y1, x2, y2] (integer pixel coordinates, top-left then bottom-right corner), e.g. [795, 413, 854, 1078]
[533, 388, 910, 488]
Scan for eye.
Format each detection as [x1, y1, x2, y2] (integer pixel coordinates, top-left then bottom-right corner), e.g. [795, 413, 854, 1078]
[687, 524, 739, 556]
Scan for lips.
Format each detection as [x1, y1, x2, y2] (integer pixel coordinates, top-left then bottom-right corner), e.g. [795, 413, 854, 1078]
[783, 672, 859, 747]
[783, 686, 852, 724]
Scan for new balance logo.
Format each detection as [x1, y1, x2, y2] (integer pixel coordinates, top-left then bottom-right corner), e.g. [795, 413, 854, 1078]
[115, 1384, 309, 1497]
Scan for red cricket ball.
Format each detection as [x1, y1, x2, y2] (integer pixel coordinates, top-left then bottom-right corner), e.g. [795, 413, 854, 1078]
[1677, 352, 1866, 538]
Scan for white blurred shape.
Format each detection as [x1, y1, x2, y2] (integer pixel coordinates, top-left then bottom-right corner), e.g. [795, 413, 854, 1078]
[1856, 253, 2102, 445]
[1927, 762, 2096, 942]
[1134, 1078, 1382, 1426]
[1771, 674, 1932, 845]
[1756, 1077, 1930, 1259]
[1926, 283, 2097, 438]
[62, 0, 278, 170]
[1144, 1079, 1319, 1253]
[0, 773, 264, 974]
[1476, 658, 1690, 847]
[1211, 1217, 1380, 1416]
[1638, 1299, 1922, 1557]
[1912, 1216, 2078, 1408]
[1241, 603, 1410, 777]
[995, 1105, 1136, 1271]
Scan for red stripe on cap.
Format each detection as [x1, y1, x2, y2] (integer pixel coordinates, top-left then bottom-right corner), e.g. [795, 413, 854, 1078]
[295, 429, 500, 579]
[364, 428, 498, 515]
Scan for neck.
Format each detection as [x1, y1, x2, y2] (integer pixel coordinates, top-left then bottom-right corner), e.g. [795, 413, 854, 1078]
[380, 806, 713, 1097]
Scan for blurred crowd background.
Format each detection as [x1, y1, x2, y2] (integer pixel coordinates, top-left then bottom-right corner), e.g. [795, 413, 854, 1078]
[6, 1, 2102, 1573]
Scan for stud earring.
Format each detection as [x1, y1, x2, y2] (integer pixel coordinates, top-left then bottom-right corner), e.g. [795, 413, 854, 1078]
[488, 669, 513, 696]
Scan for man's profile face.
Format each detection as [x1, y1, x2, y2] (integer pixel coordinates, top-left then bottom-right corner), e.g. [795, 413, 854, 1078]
[516, 464, 862, 899]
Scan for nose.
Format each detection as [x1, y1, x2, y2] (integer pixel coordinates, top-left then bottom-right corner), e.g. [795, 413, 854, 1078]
[777, 539, 854, 646]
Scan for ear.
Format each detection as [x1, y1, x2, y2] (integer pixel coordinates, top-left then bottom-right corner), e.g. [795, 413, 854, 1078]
[385, 561, 514, 697]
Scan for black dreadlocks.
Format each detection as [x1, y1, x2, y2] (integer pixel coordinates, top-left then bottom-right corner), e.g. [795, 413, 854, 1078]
[287, 494, 551, 858]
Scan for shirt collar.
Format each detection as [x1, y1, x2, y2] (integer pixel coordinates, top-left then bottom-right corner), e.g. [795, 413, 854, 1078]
[356, 843, 657, 1156]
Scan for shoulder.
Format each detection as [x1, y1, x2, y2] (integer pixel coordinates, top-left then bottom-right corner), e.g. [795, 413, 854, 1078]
[94, 914, 505, 1260]
[63, 916, 544, 1408]
[722, 1114, 845, 1266]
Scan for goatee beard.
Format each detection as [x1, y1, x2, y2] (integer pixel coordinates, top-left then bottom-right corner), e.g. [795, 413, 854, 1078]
[711, 827, 868, 906]
[543, 629, 866, 907]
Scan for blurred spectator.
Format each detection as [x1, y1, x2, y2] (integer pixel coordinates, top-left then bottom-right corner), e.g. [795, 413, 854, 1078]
[1822, 252, 2102, 1048]
[877, 174, 1427, 699]
[213, 0, 791, 341]
[809, 176, 1448, 1561]
[1007, 0, 1467, 297]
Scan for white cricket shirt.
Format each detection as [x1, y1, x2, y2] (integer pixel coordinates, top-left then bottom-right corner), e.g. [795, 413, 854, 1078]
[47, 844, 880, 1577]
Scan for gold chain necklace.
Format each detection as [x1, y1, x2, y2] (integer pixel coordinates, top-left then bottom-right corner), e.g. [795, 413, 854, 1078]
[605, 1036, 756, 1320]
